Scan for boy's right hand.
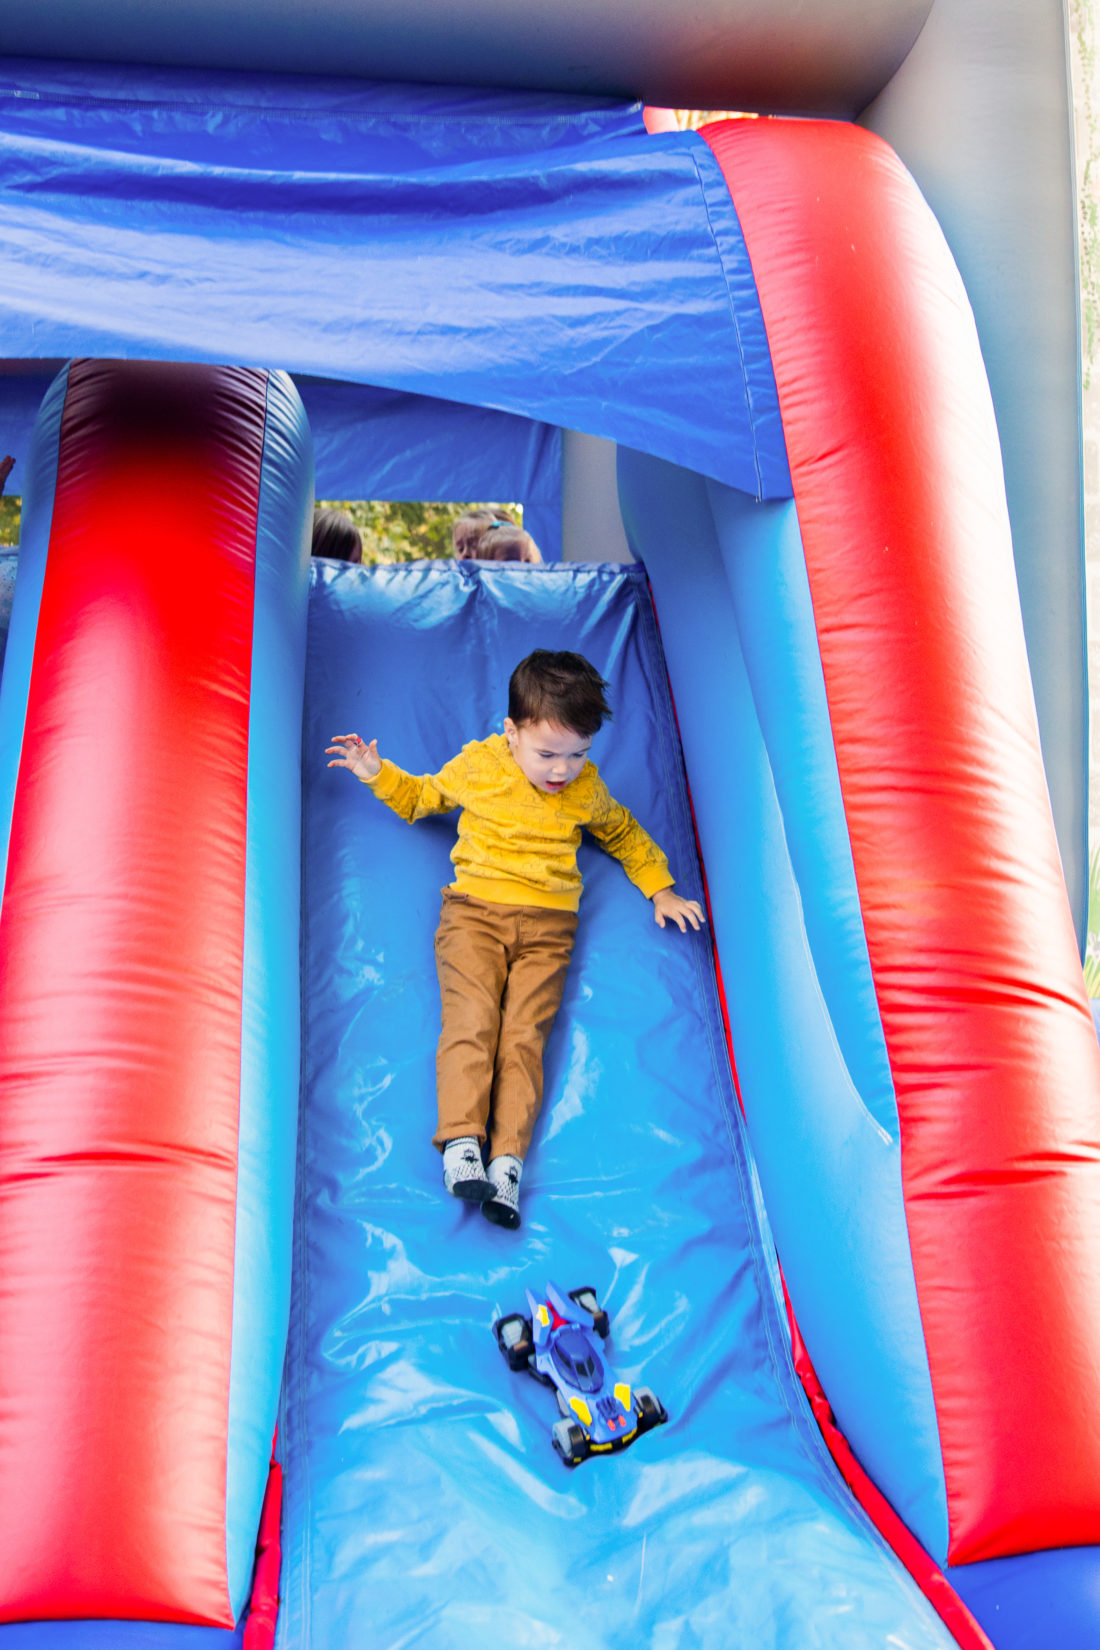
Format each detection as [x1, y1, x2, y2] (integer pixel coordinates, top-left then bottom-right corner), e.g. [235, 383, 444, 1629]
[326, 734, 382, 781]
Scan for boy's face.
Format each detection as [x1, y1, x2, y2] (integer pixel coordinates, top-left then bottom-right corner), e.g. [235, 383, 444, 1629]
[504, 718, 592, 793]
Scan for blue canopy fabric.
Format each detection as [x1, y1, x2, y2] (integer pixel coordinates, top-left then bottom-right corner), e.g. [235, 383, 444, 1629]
[0, 60, 790, 499]
[295, 380, 562, 559]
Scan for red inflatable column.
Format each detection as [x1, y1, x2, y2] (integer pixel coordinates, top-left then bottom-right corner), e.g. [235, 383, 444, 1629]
[0, 361, 299, 1623]
[704, 117, 1100, 1564]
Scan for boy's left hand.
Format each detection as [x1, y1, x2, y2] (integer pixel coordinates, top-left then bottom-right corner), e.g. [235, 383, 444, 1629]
[651, 887, 705, 932]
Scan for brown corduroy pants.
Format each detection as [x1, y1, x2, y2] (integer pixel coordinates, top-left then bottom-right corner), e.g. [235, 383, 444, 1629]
[432, 888, 578, 1160]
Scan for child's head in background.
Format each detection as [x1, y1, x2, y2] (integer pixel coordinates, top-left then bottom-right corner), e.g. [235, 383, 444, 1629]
[312, 507, 363, 563]
[452, 507, 515, 559]
[479, 523, 542, 564]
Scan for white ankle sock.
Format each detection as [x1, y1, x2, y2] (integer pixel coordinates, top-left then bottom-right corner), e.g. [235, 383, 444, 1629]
[442, 1136, 492, 1201]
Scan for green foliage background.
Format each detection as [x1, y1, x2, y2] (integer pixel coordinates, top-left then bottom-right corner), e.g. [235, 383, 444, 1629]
[0, 496, 523, 558]
[1087, 847, 1100, 996]
[0, 497, 18, 547]
[318, 499, 522, 564]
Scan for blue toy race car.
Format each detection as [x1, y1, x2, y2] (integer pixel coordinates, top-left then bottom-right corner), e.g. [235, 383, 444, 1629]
[493, 1282, 668, 1466]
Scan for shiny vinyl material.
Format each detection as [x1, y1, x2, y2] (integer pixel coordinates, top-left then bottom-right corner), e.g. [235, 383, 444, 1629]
[616, 449, 949, 1561]
[0, 556, 960, 1650]
[706, 115, 1100, 1570]
[278, 557, 958, 1650]
[0, 61, 1095, 1636]
[0, 362, 310, 1627]
[229, 368, 313, 1616]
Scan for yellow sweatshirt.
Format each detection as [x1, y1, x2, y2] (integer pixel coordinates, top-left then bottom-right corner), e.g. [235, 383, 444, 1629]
[363, 732, 674, 912]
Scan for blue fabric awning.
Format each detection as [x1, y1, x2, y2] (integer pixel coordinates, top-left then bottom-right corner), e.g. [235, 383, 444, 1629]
[0, 61, 790, 499]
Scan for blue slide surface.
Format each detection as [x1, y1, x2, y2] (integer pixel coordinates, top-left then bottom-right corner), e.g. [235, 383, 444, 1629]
[278, 558, 958, 1649]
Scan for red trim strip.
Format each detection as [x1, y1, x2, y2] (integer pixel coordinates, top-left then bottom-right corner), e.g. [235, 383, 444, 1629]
[704, 116, 1100, 1561]
[782, 1284, 994, 1650]
[0, 362, 268, 1622]
[243, 1461, 283, 1650]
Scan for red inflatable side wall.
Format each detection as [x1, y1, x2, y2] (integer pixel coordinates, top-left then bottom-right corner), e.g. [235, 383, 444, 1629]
[704, 117, 1100, 1565]
[0, 362, 266, 1623]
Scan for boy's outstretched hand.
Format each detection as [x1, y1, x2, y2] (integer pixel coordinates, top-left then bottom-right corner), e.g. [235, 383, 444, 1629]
[326, 733, 382, 781]
[651, 887, 705, 932]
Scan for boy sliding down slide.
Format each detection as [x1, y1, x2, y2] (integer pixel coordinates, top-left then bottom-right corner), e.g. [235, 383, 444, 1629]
[327, 650, 704, 1231]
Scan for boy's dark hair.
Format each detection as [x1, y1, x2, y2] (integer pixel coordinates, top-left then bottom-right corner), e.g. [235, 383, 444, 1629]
[508, 650, 611, 738]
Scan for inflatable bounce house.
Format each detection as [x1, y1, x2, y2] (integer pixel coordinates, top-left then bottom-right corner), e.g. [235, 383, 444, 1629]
[0, 2, 1094, 1646]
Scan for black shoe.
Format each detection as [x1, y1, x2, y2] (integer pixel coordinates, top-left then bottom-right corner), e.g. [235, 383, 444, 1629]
[481, 1156, 522, 1228]
[481, 1195, 521, 1230]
